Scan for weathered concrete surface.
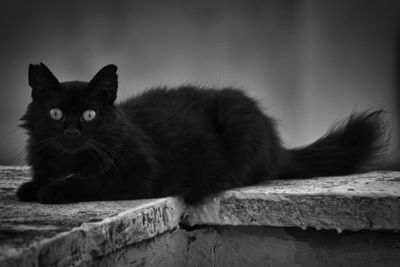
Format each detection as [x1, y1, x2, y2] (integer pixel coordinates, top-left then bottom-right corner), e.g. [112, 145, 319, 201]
[0, 166, 184, 267]
[182, 171, 400, 232]
[95, 226, 400, 267]
[1, 166, 400, 266]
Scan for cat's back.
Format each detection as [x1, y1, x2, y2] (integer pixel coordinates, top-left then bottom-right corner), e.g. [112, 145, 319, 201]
[119, 86, 214, 112]
[118, 85, 253, 114]
[117, 86, 260, 132]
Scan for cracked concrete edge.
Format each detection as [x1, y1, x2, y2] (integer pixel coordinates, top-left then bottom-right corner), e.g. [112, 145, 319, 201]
[0, 197, 185, 267]
[182, 172, 400, 232]
[182, 194, 400, 232]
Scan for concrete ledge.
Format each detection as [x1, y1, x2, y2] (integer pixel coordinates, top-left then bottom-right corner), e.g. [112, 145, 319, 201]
[1, 166, 399, 266]
[182, 171, 400, 232]
[0, 167, 184, 266]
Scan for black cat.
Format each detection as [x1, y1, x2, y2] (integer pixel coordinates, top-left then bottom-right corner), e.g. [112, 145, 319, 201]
[17, 63, 385, 204]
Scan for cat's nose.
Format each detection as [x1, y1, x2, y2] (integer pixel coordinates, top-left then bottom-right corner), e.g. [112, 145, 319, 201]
[64, 128, 81, 137]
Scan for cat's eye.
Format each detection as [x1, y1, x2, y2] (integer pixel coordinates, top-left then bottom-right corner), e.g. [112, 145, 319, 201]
[49, 108, 63, 120]
[82, 110, 96, 121]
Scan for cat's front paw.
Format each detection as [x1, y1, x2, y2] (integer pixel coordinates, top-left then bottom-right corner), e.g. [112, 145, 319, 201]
[37, 180, 76, 204]
[17, 181, 42, 202]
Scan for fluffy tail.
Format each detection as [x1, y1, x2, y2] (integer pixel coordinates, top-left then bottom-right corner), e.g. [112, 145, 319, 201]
[279, 110, 387, 179]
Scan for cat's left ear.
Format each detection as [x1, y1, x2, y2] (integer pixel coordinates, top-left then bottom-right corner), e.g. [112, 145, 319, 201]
[28, 63, 60, 101]
[88, 64, 118, 105]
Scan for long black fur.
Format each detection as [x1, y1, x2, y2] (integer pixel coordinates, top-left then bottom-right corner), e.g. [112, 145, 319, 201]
[17, 63, 386, 204]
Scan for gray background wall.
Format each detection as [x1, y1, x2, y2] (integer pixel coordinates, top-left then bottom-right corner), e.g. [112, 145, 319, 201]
[0, 0, 399, 167]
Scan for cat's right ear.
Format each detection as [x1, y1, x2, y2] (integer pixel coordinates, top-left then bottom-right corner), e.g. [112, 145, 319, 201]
[88, 64, 118, 105]
[28, 63, 60, 101]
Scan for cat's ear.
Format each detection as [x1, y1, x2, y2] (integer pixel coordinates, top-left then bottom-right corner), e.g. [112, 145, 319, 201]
[28, 63, 60, 101]
[88, 64, 118, 105]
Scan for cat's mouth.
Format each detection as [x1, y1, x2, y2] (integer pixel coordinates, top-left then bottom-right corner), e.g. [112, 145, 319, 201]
[64, 145, 81, 153]
[61, 140, 85, 154]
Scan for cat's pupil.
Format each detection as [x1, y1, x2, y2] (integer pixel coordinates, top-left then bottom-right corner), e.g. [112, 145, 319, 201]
[82, 110, 96, 121]
[49, 108, 63, 120]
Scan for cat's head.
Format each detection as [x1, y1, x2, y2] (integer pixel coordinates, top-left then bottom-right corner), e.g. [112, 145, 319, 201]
[21, 63, 120, 154]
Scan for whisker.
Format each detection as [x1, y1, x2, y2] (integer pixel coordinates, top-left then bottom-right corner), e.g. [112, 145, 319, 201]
[86, 139, 132, 180]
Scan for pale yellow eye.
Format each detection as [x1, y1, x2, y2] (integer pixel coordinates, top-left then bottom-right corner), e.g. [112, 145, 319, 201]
[82, 110, 96, 121]
[49, 108, 63, 120]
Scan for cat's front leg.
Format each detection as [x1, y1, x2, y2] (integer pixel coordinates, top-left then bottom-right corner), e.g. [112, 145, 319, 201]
[17, 172, 50, 202]
[17, 181, 44, 202]
[37, 174, 105, 204]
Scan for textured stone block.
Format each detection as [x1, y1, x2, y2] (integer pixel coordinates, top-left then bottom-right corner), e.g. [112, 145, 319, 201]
[182, 171, 400, 231]
[0, 166, 184, 266]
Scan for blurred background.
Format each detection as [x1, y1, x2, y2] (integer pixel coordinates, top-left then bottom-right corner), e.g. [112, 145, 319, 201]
[0, 0, 399, 169]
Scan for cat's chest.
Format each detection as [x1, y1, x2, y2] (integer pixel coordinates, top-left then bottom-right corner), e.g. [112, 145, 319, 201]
[41, 153, 93, 174]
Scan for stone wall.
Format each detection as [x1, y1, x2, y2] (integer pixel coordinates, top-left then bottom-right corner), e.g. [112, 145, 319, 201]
[96, 227, 400, 267]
